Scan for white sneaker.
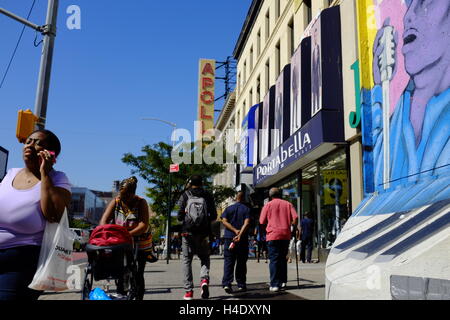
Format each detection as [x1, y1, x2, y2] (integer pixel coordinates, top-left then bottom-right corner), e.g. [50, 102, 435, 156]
[269, 286, 280, 292]
[110, 293, 126, 300]
[281, 283, 287, 290]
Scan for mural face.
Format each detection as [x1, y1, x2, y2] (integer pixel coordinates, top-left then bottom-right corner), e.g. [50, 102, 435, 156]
[402, 0, 450, 79]
[362, 0, 450, 193]
[291, 46, 302, 135]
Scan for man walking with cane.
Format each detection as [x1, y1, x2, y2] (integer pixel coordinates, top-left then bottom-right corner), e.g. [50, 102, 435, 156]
[260, 188, 298, 292]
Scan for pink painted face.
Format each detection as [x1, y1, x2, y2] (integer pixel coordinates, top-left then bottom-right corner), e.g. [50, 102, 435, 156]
[402, 0, 450, 77]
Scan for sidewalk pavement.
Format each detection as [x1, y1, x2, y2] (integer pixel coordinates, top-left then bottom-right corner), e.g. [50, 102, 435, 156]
[38, 255, 325, 300]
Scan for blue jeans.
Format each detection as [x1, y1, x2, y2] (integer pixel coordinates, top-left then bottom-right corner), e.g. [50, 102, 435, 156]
[222, 238, 248, 288]
[0, 246, 42, 300]
[267, 240, 289, 288]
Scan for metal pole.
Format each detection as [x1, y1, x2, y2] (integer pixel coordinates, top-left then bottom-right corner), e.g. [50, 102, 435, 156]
[294, 226, 300, 288]
[34, 0, 59, 130]
[166, 171, 172, 264]
[0, 7, 42, 32]
[167, 124, 177, 264]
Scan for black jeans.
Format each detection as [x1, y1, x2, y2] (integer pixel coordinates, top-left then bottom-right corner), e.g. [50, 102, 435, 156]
[117, 250, 147, 300]
[0, 246, 42, 301]
[267, 240, 289, 288]
[222, 238, 248, 288]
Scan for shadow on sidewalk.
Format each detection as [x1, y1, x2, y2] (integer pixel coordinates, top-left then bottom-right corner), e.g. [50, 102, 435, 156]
[211, 282, 306, 300]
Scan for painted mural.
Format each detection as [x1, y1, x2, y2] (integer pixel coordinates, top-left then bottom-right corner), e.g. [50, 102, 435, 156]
[326, 0, 450, 300]
[360, 0, 450, 194]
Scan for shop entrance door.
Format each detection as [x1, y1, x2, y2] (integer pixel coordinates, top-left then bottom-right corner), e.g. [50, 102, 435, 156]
[301, 164, 319, 259]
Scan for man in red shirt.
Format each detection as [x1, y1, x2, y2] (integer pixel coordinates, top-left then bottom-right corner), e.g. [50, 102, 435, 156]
[259, 188, 298, 292]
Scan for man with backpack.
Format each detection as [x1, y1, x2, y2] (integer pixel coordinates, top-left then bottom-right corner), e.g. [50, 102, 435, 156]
[177, 175, 217, 300]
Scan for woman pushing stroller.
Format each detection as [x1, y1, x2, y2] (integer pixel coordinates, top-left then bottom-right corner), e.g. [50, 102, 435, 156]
[99, 176, 150, 300]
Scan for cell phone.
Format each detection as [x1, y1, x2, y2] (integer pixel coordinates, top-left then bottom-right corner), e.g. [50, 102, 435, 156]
[48, 151, 57, 164]
[39, 150, 57, 164]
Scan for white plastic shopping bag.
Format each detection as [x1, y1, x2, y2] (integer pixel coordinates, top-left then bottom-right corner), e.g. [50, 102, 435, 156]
[29, 209, 76, 292]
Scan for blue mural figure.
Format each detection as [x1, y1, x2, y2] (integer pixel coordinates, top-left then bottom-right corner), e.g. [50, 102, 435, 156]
[369, 0, 450, 193]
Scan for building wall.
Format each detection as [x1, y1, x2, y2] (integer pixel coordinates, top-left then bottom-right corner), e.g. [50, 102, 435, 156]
[69, 187, 107, 225]
[339, 0, 364, 210]
[234, 0, 337, 145]
[224, 1, 362, 213]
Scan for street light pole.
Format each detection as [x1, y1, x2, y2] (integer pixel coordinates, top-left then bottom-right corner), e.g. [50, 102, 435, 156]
[34, 0, 59, 130]
[142, 118, 177, 265]
[0, 0, 59, 130]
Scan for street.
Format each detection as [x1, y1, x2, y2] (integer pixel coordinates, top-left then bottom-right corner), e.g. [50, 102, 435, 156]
[38, 253, 325, 301]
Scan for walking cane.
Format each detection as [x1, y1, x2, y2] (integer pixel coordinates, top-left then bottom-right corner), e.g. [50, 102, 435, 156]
[293, 226, 300, 288]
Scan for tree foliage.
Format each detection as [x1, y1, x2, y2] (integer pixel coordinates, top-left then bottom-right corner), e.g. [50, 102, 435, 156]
[69, 218, 92, 229]
[122, 141, 236, 231]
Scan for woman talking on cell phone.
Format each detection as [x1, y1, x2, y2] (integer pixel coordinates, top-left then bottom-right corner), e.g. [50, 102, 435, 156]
[0, 130, 72, 300]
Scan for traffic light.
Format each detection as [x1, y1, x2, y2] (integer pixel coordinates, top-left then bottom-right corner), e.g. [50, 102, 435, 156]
[16, 109, 38, 143]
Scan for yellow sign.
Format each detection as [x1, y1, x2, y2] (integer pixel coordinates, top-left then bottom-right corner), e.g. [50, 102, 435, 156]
[197, 59, 215, 140]
[323, 170, 348, 205]
[356, 0, 378, 89]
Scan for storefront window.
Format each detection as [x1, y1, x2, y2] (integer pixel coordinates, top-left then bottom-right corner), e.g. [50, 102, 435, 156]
[318, 148, 349, 249]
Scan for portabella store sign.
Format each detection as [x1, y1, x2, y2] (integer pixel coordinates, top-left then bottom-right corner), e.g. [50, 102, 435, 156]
[254, 125, 320, 186]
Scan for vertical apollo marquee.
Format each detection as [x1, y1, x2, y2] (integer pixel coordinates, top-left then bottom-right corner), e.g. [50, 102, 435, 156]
[197, 59, 216, 140]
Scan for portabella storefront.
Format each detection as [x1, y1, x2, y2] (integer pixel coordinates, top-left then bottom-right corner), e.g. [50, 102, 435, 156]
[253, 112, 351, 261]
[251, 6, 349, 261]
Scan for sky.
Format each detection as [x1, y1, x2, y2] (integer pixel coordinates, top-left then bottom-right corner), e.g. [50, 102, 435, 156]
[0, 0, 251, 199]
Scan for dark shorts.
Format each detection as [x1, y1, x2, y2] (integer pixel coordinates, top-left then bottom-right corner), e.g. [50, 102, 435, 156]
[0, 245, 42, 301]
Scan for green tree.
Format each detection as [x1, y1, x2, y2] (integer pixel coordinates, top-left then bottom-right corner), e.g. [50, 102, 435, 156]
[69, 218, 91, 229]
[122, 141, 236, 232]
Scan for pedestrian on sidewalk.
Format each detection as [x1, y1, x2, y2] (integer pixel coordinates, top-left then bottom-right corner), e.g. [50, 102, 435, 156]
[221, 192, 251, 294]
[259, 188, 298, 292]
[177, 175, 217, 300]
[100, 176, 150, 300]
[0, 130, 71, 301]
[299, 211, 314, 263]
[250, 193, 268, 263]
[255, 223, 268, 263]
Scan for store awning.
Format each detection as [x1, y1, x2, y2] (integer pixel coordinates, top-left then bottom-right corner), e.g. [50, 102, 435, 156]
[253, 109, 345, 187]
